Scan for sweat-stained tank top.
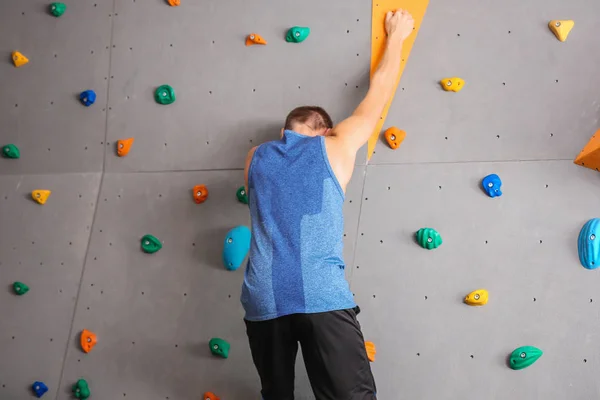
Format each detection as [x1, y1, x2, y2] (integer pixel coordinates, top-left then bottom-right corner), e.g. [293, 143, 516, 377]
[240, 129, 356, 321]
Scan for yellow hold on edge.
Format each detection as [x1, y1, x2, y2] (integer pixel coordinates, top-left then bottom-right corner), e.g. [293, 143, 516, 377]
[12, 51, 29, 67]
[464, 289, 489, 306]
[574, 129, 600, 171]
[32, 190, 51, 205]
[368, 0, 429, 161]
[549, 20, 574, 42]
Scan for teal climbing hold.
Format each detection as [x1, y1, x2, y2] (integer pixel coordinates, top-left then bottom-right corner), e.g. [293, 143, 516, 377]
[578, 218, 600, 270]
[2, 144, 20, 159]
[286, 26, 310, 43]
[155, 85, 176, 105]
[141, 234, 162, 254]
[236, 186, 248, 204]
[509, 346, 543, 370]
[72, 379, 90, 399]
[13, 281, 29, 295]
[416, 228, 442, 250]
[209, 338, 230, 358]
[50, 2, 66, 17]
[222, 226, 251, 271]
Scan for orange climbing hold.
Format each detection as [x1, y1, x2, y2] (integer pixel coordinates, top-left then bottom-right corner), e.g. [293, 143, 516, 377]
[192, 185, 209, 204]
[246, 33, 267, 46]
[167, 0, 180, 6]
[203, 392, 220, 400]
[117, 138, 134, 157]
[31, 190, 51, 205]
[80, 329, 97, 353]
[12, 51, 29, 67]
[574, 129, 600, 171]
[365, 341, 376, 362]
[384, 127, 406, 150]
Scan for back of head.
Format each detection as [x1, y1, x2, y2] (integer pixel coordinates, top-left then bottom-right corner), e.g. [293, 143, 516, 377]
[284, 106, 333, 136]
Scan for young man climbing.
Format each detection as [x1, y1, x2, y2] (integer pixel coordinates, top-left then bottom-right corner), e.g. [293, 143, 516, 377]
[241, 9, 415, 400]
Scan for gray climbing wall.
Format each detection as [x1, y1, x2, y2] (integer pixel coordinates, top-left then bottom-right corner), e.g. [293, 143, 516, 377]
[1, 0, 600, 399]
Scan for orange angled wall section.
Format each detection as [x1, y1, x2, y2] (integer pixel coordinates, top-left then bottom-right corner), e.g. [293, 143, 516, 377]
[574, 129, 600, 171]
[368, 0, 429, 161]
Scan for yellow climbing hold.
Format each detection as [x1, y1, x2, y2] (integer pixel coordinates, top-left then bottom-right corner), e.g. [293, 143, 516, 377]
[12, 51, 29, 68]
[440, 77, 465, 92]
[31, 190, 51, 205]
[549, 20, 574, 42]
[464, 289, 488, 306]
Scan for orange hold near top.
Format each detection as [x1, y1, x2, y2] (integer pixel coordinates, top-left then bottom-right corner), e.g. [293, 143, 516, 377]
[80, 329, 97, 353]
[203, 392, 220, 400]
[117, 138, 134, 157]
[246, 33, 267, 46]
[574, 129, 600, 171]
[167, 0, 180, 6]
[192, 185, 209, 204]
[365, 341, 376, 362]
[384, 127, 406, 150]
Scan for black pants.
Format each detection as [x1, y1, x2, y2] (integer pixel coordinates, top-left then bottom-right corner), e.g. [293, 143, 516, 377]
[245, 307, 377, 400]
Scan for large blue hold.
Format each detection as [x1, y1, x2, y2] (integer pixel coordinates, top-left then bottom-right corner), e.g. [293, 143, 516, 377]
[578, 218, 600, 270]
[223, 226, 251, 271]
[32, 381, 48, 398]
[482, 174, 502, 198]
[79, 90, 96, 107]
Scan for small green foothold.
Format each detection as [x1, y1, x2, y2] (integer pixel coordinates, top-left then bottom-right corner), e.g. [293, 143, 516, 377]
[50, 2, 66, 17]
[13, 281, 29, 295]
[286, 26, 310, 43]
[416, 228, 442, 250]
[209, 337, 230, 359]
[2, 144, 20, 159]
[141, 234, 162, 254]
[236, 186, 248, 204]
[154, 85, 176, 105]
[72, 379, 90, 399]
[509, 346, 543, 370]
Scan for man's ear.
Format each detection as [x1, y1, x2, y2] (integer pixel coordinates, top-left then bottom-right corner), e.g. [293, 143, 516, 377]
[280, 128, 285, 139]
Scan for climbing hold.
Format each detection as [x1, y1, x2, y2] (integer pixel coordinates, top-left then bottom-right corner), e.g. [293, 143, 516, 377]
[222, 226, 251, 271]
[246, 33, 267, 46]
[509, 346, 543, 370]
[416, 228, 442, 250]
[549, 20, 574, 42]
[155, 85, 176, 105]
[209, 338, 230, 358]
[72, 379, 90, 399]
[440, 77, 465, 92]
[286, 26, 310, 43]
[32, 381, 49, 398]
[578, 218, 600, 270]
[116, 138, 134, 157]
[383, 127, 406, 150]
[80, 329, 98, 353]
[2, 144, 20, 159]
[141, 234, 162, 254]
[79, 90, 96, 107]
[31, 190, 51, 205]
[50, 2, 66, 17]
[464, 289, 489, 306]
[12, 51, 29, 68]
[13, 281, 29, 295]
[574, 129, 600, 171]
[482, 174, 502, 198]
[203, 392, 220, 400]
[192, 185, 209, 204]
[167, 0, 180, 6]
[236, 186, 248, 204]
[365, 341, 376, 362]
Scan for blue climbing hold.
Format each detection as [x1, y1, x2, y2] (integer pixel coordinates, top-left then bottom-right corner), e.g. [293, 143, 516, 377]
[578, 218, 600, 270]
[482, 174, 502, 198]
[79, 90, 96, 107]
[222, 226, 251, 271]
[32, 381, 48, 398]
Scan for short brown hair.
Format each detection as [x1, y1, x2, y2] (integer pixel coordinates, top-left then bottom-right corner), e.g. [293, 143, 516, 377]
[284, 106, 333, 131]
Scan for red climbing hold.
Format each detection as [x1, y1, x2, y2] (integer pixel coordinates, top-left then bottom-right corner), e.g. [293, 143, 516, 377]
[192, 185, 209, 204]
[80, 329, 97, 353]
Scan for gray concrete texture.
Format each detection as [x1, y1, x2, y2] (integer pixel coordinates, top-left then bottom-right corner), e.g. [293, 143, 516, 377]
[1, 0, 600, 399]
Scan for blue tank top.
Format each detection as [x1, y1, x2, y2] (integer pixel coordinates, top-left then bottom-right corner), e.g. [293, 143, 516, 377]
[240, 130, 356, 321]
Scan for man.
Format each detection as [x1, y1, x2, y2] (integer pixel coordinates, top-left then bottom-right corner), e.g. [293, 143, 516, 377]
[240, 9, 415, 400]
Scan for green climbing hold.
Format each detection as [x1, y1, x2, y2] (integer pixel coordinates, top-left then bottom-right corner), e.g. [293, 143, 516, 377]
[236, 186, 248, 204]
[286, 26, 310, 43]
[141, 234, 162, 254]
[509, 346, 543, 370]
[13, 281, 29, 295]
[209, 338, 230, 359]
[416, 228, 442, 250]
[155, 85, 176, 105]
[50, 2, 66, 17]
[2, 144, 20, 159]
[72, 379, 90, 399]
